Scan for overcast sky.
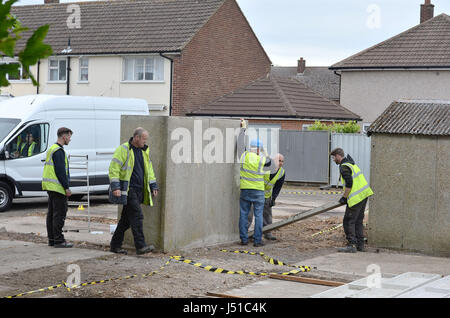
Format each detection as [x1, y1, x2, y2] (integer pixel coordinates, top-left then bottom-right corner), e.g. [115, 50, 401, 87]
[14, 0, 450, 66]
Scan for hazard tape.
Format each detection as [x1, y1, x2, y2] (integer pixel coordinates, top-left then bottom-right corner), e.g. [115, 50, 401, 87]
[220, 249, 312, 272]
[4, 259, 172, 298]
[170, 255, 308, 276]
[311, 224, 343, 237]
[4, 250, 314, 298]
[282, 191, 343, 195]
[3, 282, 66, 299]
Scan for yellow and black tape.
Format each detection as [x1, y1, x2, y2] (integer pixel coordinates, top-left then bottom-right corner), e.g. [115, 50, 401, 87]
[282, 191, 343, 195]
[311, 224, 343, 237]
[170, 255, 307, 276]
[220, 249, 313, 272]
[4, 282, 66, 299]
[4, 259, 172, 298]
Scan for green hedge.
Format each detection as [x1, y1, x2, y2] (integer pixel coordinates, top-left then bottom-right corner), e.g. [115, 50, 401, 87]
[307, 121, 360, 133]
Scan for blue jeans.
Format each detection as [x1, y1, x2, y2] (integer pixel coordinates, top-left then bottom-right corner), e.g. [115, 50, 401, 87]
[239, 189, 265, 244]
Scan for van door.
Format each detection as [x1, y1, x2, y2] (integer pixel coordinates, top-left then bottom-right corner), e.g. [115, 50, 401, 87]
[93, 102, 121, 191]
[4, 122, 50, 196]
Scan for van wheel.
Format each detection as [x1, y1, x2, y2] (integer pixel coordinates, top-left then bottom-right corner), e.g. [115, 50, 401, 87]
[0, 181, 13, 212]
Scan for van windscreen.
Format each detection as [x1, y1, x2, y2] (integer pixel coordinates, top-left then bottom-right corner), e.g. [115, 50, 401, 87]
[0, 118, 20, 143]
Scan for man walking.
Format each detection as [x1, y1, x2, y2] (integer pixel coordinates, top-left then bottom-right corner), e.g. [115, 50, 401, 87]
[239, 139, 271, 247]
[42, 127, 73, 248]
[109, 127, 158, 255]
[248, 153, 285, 240]
[331, 148, 373, 253]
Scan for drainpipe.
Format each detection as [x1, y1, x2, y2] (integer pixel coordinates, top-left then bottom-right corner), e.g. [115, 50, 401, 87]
[66, 56, 71, 95]
[36, 59, 40, 94]
[159, 53, 173, 116]
[333, 70, 341, 103]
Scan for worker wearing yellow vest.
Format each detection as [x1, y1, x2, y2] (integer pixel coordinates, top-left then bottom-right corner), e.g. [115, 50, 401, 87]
[109, 127, 158, 255]
[20, 132, 38, 157]
[331, 147, 373, 253]
[42, 127, 73, 248]
[248, 153, 285, 241]
[239, 137, 272, 247]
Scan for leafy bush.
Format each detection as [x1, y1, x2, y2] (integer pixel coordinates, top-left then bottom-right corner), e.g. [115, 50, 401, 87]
[307, 121, 360, 133]
[0, 0, 53, 87]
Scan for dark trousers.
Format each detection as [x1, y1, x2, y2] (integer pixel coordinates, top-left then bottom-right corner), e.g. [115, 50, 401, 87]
[110, 187, 146, 250]
[46, 191, 68, 245]
[343, 198, 367, 245]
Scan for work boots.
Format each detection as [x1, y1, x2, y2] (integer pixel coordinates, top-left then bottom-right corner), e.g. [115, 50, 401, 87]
[337, 244, 357, 253]
[136, 245, 155, 255]
[357, 242, 366, 252]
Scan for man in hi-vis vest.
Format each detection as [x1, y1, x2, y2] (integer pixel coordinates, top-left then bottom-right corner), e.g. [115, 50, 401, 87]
[331, 148, 373, 253]
[248, 153, 285, 241]
[239, 138, 272, 247]
[42, 127, 73, 248]
[109, 127, 158, 255]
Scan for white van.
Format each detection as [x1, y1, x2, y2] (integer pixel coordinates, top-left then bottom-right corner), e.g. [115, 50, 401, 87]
[0, 94, 149, 212]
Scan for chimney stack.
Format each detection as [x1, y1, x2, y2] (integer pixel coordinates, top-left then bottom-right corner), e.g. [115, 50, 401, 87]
[420, 0, 434, 23]
[297, 57, 306, 74]
[44, 0, 59, 4]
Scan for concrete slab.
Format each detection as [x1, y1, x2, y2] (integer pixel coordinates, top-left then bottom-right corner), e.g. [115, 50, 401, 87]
[0, 215, 113, 245]
[221, 279, 332, 298]
[299, 252, 450, 277]
[311, 272, 444, 298]
[396, 275, 450, 298]
[0, 240, 110, 276]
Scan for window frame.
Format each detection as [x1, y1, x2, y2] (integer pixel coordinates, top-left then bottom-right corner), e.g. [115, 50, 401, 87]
[48, 57, 67, 82]
[5, 122, 50, 160]
[0, 59, 31, 82]
[121, 56, 165, 82]
[78, 57, 89, 83]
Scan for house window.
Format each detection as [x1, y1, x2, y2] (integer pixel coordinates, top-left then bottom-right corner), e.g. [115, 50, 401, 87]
[0, 61, 29, 81]
[123, 56, 164, 81]
[79, 57, 89, 82]
[48, 58, 67, 81]
[302, 124, 312, 131]
[362, 123, 372, 134]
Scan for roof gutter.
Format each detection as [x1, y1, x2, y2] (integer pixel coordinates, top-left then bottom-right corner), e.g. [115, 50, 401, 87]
[329, 65, 450, 71]
[52, 50, 182, 57]
[187, 114, 361, 122]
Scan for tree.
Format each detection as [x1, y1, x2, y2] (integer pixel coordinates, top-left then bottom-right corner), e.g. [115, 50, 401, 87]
[0, 0, 52, 87]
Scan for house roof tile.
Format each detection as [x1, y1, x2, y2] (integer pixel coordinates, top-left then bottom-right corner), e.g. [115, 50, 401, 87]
[331, 14, 450, 69]
[367, 100, 450, 136]
[12, 0, 225, 54]
[189, 75, 360, 120]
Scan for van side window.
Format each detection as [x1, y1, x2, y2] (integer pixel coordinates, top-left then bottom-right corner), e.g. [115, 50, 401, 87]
[6, 123, 49, 159]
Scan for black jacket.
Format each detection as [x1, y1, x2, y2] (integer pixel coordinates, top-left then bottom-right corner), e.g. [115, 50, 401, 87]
[52, 143, 70, 190]
[340, 155, 355, 189]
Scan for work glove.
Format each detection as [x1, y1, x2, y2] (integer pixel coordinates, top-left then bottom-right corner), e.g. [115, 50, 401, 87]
[270, 198, 275, 207]
[339, 197, 348, 205]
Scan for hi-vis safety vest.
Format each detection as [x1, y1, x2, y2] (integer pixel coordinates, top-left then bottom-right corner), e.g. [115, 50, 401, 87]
[340, 162, 373, 207]
[42, 144, 69, 195]
[264, 167, 285, 199]
[109, 142, 157, 206]
[239, 151, 266, 191]
[20, 142, 37, 157]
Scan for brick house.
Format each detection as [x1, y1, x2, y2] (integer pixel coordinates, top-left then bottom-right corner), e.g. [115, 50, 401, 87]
[5, 0, 271, 116]
[188, 74, 360, 131]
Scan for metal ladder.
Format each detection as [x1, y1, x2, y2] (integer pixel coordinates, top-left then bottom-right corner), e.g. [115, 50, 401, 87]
[66, 154, 91, 233]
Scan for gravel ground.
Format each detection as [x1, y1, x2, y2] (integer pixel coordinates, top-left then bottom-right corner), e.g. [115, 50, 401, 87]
[0, 213, 367, 298]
